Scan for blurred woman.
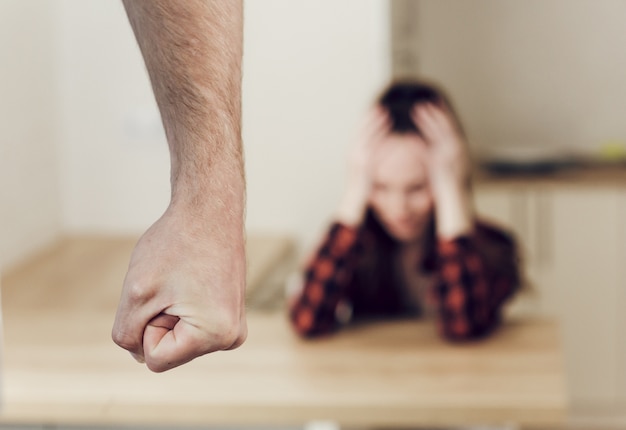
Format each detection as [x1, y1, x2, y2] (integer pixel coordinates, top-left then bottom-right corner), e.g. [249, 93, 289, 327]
[288, 80, 521, 341]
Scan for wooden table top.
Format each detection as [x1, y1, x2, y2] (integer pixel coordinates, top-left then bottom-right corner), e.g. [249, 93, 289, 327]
[0, 237, 567, 428]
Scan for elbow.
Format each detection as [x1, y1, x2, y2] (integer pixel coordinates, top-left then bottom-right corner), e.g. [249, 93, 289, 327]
[290, 321, 336, 339]
[438, 325, 477, 343]
[288, 314, 319, 338]
[439, 328, 483, 343]
[292, 325, 326, 339]
[437, 317, 501, 343]
[288, 307, 335, 339]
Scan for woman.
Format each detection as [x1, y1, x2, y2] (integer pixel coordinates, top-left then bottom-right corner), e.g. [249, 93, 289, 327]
[288, 80, 520, 341]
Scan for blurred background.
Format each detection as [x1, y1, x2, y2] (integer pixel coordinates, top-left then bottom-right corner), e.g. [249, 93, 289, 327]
[3, 0, 626, 265]
[1, 0, 626, 428]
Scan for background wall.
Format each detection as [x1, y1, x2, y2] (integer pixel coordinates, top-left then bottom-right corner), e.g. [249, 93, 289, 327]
[4, 0, 626, 267]
[242, 1, 390, 248]
[55, 0, 171, 235]
[56, 0, 390, 250]
[414, 0, 626, 154]
[0, 0, 62, 269]
[0, 0, 390, 269]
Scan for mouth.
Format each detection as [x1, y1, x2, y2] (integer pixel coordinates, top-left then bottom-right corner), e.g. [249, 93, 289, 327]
[384, 217, 429, 241]
[388, 219, 419, 235]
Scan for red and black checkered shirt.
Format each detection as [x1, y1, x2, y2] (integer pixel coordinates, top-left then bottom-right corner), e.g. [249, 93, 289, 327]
[289, 219, 520, 341]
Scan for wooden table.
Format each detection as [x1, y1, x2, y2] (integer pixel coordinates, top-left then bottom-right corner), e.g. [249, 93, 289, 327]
[0, 237, 567, 428]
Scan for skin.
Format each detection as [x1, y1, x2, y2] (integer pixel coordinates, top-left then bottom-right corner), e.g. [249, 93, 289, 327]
[112, 0, 246, 373]
[369, 134, 434, 242]
[336, 102, 474, 244]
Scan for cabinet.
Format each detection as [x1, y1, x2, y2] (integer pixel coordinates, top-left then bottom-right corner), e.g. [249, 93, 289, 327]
[474, 185, 559, 316]
[475, 181, 626, 414]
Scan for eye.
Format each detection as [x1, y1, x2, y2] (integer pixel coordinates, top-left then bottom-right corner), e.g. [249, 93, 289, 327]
[408, 183, 426, 193]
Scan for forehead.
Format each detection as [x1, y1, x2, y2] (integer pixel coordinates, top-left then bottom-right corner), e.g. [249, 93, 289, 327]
[373, 134, 429, 184]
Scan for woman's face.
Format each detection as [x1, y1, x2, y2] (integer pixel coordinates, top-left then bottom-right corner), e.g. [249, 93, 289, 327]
[369, 133, 434, 243]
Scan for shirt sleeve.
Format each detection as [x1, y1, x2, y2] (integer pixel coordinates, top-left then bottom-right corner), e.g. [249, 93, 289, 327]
[288, 222, 361, 337]
[432, 222, 521, 341]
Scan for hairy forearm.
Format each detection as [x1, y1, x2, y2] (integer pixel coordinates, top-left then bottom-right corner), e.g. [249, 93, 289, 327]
[123, 0, 244, 213]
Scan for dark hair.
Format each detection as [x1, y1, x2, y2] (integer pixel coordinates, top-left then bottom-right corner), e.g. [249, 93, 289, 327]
[367, 79, 467, 249]
[378, 80, 461, 136]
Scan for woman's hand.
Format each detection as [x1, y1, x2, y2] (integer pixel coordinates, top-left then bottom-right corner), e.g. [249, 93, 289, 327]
[336, 107, 391, 226]
[411, 103, 470, 191]
[412, 103, 474, 238]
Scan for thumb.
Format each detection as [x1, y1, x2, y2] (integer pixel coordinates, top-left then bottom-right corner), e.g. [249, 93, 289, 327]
[143, 313, 202, 372]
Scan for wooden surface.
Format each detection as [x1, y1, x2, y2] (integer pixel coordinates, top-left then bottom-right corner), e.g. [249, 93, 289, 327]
[0, 237, 567, 428]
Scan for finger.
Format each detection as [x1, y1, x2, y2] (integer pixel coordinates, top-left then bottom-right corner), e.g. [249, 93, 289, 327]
[412, 104, 439, 142]
[130, 352, 145, 364]
[142, 314, 201, 372]
[225, 312, 248, 351]
[361, 107, 391, 146]
[369, 109, 392, 146]
[227, 281, 249, 351]
[424, 103, 457, 134]
[414, 104, 467, 164]
[143, 310, 247, 372]
[111, 285, 157, 364]
[364, 106, 391, 133]
[142, 313, 182, 368]
[147, 312, 180, 334]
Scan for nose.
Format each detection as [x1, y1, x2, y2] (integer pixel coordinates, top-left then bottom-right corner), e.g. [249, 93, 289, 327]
[388, 191, 411, 220]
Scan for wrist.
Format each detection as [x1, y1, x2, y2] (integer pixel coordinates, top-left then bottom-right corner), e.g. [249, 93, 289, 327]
[429, 166, 469, 190]
[336, 193, 368, 227]
[335, 176, 370, 226]
[170, 174, 244, 227]
[168, 121, 244, 208]
[433, 180, 474, 239]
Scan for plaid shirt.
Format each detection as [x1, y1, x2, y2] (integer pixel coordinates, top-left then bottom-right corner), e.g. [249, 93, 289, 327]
[289, 220, 520, 341]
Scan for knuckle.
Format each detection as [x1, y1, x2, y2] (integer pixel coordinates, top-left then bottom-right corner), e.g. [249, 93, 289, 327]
[125, 279, 151, 303]
[211, 310, 246, 350]
[111, 328, 136, 352]
[145, 359, 170, 373]
[228, 322, 248, 351]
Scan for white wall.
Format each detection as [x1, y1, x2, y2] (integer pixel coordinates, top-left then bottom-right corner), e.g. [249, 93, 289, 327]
[56, 0, 170, 235]
[415, 0, 626, 153]
[243, 0, 390, 249]
[5, 0, 626, 264]
[0, 0, 62, 269]
[55, 0, 391, 251]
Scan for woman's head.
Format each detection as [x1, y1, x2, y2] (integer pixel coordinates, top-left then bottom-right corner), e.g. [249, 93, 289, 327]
[368, 132, 433, 243]
[378, 80, 461, 135]
[367, 80, 464, 244]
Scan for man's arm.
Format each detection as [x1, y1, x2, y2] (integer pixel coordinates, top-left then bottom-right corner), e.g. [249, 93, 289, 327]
[112, 0, 246, 372]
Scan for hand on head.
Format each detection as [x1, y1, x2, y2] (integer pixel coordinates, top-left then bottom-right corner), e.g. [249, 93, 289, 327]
[336, 106, 392, 226]
[337, 99, 472, 231]
[410, 102, 475, 238]
[411, 103, 470, 189]
[350, 106, 392, 183]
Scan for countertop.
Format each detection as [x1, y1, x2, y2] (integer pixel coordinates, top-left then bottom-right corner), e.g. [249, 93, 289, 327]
[474, 163, 626, 188]
[0, 237, 568, 428]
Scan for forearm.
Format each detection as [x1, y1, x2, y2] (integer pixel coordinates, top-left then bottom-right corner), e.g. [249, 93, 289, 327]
[432, 178, 474, 239]
[290, 223, 361, 337]
[123, 0, 244, 216]
[336, 187, 368, 227]
[434, 225, 520, 340]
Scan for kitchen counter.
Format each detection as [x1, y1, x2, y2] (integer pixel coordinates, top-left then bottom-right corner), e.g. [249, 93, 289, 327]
[0, 237, 568, 428]
[474, 163, 626, 188]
